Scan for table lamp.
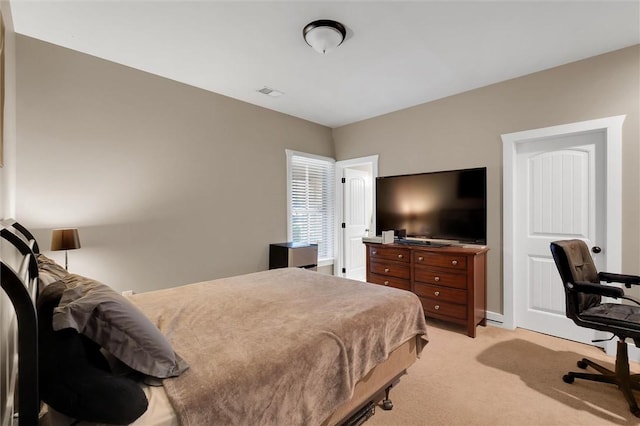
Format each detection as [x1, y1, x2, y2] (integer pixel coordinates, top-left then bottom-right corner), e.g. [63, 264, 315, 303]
[51, 228, 81, 270]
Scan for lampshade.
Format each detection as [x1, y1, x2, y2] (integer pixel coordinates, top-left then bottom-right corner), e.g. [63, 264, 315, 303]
[51, 228, 81, 251]
[303, 20, 346, 54]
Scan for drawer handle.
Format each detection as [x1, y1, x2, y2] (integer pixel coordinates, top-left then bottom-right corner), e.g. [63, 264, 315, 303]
[384, 280, 389, 286]
[384, 268, 390, 273]
[434, 291, 440, 296]
[434, 305, 440, 310]
[434, 276, 440, 282]
[398, 254, 403, 259]
[372, 250, 377, 255]
[418, 256, 424, 261]
[451, 260, 458, 266]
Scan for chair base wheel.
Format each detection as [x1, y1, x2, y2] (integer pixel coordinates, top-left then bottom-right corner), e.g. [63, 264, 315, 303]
[564, 342, 640, 418]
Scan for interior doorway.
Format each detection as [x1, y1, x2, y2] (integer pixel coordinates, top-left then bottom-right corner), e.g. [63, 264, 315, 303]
[335, 155, 378, 281]
[502, 115, 625, 355]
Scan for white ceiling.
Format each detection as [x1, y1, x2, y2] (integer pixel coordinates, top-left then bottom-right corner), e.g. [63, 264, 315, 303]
[10, 0, 640, 128]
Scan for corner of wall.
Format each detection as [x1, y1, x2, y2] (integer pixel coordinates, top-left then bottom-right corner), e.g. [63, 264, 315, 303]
[0, 2, 17, 218]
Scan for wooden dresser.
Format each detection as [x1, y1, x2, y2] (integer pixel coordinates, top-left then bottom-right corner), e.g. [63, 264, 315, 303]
[365, 242, 488, 337]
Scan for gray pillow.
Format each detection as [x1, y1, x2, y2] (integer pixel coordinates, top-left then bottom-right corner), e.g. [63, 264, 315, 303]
[52, 274, 189, 379]
[37, 254, 70, 288]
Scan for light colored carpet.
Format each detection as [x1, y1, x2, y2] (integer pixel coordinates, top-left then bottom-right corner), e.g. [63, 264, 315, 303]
[367, 320, 640, 426]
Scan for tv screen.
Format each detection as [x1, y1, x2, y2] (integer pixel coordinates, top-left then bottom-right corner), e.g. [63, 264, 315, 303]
[376, 167, 486, 244]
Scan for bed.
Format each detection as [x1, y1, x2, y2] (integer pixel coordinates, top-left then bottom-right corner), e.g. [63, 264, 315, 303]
[1, 219, 428, 426]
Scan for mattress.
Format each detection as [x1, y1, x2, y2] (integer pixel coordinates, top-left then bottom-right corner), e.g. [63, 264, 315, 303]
[43, 268, 428, 425]
[44, 337, 420, 426]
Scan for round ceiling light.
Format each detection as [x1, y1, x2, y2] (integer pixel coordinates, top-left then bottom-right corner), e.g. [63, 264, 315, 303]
[303, 20, 346, 54]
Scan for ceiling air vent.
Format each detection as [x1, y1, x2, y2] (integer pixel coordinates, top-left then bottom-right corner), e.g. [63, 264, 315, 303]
[257, 87, 284, 97]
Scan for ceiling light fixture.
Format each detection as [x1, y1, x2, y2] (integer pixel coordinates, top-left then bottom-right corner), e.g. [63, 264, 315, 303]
[303, 19, 346, 54]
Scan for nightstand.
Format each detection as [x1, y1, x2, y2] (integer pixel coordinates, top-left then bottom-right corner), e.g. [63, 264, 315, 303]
[269, 242, 318, 271]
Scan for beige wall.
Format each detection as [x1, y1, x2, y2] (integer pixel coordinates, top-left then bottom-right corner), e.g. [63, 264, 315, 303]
[15, 36, 334, 293]
[0, 2, 16, 217]
[0, 4, 17, 424]
[12, 34, 639, 310]
[333, 45, 640, 315]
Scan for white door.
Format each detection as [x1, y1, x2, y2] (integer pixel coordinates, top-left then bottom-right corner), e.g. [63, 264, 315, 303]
[515, 131, 606, 344]
[343, 168, 372, 281]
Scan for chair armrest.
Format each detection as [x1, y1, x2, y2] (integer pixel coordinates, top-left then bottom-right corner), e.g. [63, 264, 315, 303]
[571, 281, 624, 298]
[599, 272, 640, 288]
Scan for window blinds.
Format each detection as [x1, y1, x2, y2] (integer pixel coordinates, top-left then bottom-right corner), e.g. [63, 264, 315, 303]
[289, 153, 335, 262]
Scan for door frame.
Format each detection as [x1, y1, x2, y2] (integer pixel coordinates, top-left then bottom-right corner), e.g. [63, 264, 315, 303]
[335, 155, 379, 277]
[502, 115, 624, 330]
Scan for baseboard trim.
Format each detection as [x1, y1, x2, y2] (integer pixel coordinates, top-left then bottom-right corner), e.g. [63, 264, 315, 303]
[486, 311, 504, 327]
[627, 342, 640, 363]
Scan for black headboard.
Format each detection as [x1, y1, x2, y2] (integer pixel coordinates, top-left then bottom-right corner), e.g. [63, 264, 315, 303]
[1, 220, 40, 425]
[6, 220, 40, 254]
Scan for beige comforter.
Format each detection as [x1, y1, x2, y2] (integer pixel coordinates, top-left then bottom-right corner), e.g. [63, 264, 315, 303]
[130, 268, 428, 426]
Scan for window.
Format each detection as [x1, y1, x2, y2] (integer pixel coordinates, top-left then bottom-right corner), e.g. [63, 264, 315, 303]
[286, 150, 335, 264]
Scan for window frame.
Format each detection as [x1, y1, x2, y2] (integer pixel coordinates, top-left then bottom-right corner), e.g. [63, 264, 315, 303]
[285, 149, 335, 266]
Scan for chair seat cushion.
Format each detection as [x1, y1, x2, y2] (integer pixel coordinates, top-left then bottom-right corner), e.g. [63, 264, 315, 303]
[581, 303, 640, 332]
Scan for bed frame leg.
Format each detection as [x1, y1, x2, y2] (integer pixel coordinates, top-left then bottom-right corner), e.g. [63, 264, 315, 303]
[381, 385, 393, 411]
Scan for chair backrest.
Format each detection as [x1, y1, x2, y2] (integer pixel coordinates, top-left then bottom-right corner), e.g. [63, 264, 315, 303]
[550, 239, 601, 319]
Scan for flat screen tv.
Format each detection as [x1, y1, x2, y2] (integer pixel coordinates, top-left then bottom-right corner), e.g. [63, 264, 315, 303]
[376, 167, 487, 244]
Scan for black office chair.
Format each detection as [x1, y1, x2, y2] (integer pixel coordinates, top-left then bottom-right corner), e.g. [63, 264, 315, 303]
[550, 239, 640, 417]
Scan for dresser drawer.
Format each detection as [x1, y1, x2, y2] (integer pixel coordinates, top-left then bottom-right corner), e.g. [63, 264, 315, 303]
[368, 273, 411, 291]
[421, 298, 467, 320]
[364, 242, 488, 338]
[414, 267, 466, 289]
[368, 246, 410, 263]
[414, 283, 466, 304]
[370, 259, 411, 280]
[413, 251, 467, 270]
